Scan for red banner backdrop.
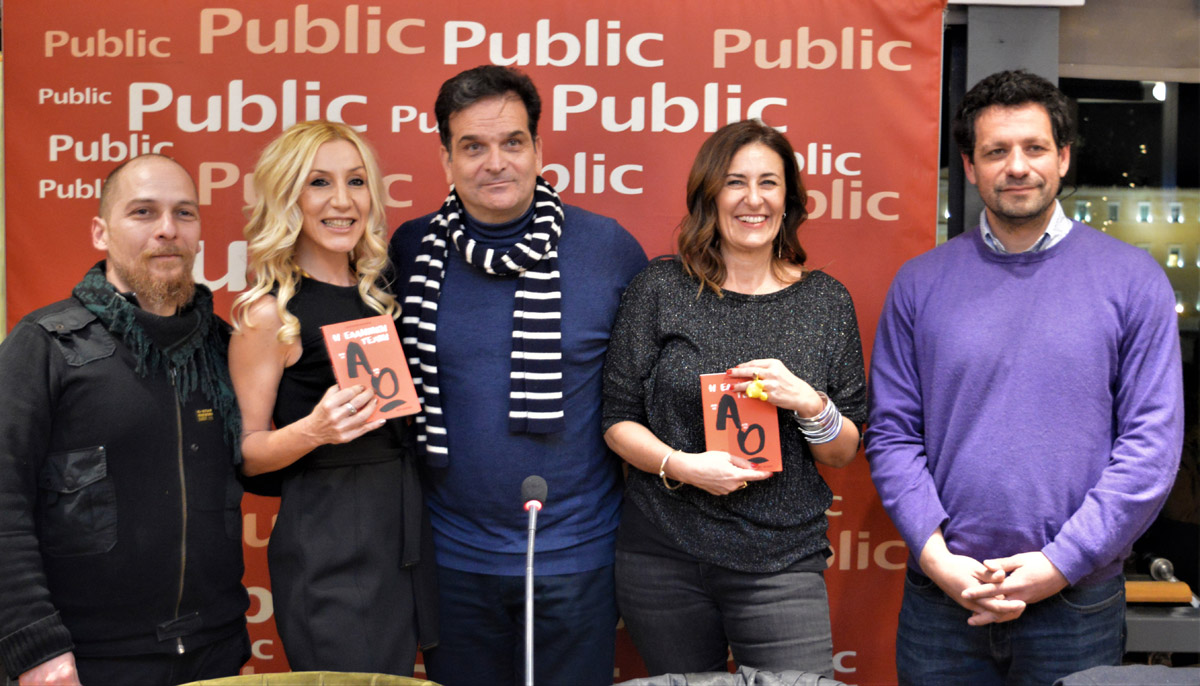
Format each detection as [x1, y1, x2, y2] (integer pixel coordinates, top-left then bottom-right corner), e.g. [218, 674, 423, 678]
[4, 2, 945, 683]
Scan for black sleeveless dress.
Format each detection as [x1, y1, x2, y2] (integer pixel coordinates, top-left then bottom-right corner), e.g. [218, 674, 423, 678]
[267, 277, 436, 674]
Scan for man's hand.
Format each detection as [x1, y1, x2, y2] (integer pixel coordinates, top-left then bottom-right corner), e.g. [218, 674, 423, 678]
[962, 551, 1069, 607]
[19, 652, 81, 686]
[919, 530, 1026, 626]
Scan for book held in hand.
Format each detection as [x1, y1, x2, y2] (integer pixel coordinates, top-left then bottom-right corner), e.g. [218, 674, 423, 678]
[700, 372, 782, 472]
[321, 314, 420, 421]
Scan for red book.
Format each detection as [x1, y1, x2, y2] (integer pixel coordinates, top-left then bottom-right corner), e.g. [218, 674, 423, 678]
[700, 372, 782, 472]
[321, 314, 420, 421]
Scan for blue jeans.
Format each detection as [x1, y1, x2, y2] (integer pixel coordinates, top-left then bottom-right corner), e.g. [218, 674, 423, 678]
[421, 565, 617, 686]
[616, 548, 834, 677]
[896, 569, 1126, 686]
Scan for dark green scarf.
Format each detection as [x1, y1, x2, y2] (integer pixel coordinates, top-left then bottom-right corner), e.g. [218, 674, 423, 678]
[72, 262, 242, 462]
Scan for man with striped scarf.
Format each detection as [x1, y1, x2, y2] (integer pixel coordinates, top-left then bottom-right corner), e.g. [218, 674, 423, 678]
[389, 65, 647, 686]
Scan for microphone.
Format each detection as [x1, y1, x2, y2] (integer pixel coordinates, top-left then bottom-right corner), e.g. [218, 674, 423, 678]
[522, 475, 548, 513]
[521, 475, 548, 686]
[1147, 556, 1177, 583]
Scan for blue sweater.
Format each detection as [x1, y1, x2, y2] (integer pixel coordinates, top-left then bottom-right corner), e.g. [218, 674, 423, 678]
[390, 204, 647, 575]
[866, 223, 1183, 586]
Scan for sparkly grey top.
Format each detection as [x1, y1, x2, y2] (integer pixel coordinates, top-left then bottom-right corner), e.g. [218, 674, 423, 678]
[602, 259, 867, 572]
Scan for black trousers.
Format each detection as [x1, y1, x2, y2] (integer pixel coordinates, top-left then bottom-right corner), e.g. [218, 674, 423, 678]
[72, 629, 249, 686]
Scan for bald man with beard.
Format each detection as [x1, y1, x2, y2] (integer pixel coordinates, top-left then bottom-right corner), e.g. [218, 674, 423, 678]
[0, 155, 249, 686]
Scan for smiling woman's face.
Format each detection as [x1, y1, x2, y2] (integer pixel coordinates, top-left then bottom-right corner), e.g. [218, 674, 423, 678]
[296, 139, 370, 258]
[715, 142, 787, 259]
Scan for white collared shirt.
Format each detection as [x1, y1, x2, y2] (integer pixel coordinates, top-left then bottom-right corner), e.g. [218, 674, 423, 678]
[979, 201, 1073, 254]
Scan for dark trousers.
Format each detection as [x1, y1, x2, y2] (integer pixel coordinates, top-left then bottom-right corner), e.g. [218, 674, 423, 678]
[616, 548, 834, 677]
[422, 565, 618, 686]
[5, 630, 250, 686]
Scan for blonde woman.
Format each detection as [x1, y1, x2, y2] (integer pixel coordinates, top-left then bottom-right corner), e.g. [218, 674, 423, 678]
[229, 121, 435, 674]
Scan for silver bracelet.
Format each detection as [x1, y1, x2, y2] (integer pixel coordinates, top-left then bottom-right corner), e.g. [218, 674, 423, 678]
[658, 449, 683, 490]
[793, 392, 843, 444]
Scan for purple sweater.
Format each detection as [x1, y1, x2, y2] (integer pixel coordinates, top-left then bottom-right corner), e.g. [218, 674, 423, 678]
[866, 222, 1183, 586]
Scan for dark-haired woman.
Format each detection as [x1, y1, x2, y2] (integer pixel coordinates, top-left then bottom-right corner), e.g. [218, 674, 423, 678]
[602, 119, 866, 676]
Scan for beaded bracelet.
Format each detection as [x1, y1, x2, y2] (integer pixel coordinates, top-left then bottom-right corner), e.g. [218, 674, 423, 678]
[793, 392, 843, 445]
[659, 449, 683, 490]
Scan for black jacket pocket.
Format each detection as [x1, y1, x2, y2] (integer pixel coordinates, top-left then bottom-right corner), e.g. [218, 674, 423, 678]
[38, 446, 118, 556]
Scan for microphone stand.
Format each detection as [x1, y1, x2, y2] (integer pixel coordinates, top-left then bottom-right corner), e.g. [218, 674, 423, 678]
[524, 498, 541, 686]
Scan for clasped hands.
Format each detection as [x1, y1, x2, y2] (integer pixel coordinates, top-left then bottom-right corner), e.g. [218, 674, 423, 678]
[921, 532, 1069, 626]
[670, 449, 772, 496]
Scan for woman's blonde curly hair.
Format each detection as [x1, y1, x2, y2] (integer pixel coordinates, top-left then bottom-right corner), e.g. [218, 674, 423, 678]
[232, 120, 396, 343]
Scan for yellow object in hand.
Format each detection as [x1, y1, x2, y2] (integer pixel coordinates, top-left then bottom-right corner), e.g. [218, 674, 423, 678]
[746, 377, 768, 401]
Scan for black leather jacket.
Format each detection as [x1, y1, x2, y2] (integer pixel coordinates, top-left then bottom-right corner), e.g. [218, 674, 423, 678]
[0, 297, 248, 678]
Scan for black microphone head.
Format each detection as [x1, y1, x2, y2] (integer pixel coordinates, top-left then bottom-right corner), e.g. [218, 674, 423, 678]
[521, 475, 548, 505]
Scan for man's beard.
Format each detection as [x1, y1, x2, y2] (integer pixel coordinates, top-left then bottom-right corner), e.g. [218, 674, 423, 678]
[111, 246, 196, 312]
[989, 177, 1059, 227]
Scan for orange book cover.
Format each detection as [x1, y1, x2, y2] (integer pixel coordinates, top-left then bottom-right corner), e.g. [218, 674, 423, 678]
[321, 314, 420, 421]
[700, 372, 782, 472]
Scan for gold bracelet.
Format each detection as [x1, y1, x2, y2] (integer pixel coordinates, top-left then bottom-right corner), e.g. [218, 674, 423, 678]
[658, 449, 683, 490]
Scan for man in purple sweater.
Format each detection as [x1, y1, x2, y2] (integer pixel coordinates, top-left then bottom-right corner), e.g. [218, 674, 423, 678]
[867, 70, 1183, 685]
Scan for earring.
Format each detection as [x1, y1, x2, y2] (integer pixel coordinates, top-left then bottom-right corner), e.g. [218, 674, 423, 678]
[778, 211, 789, 259]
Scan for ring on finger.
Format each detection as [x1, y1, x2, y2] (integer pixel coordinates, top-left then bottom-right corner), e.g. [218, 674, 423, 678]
[746, 377, 768, 401]
[345, 403, 357, 416]
[737, 481, 748, 490]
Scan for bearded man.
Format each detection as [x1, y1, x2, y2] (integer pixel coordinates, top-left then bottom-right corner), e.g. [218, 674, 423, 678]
[0, 155, 249, 686]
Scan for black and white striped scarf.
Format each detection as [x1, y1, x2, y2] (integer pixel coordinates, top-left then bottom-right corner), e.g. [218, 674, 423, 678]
[403, 178, 565, 466]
